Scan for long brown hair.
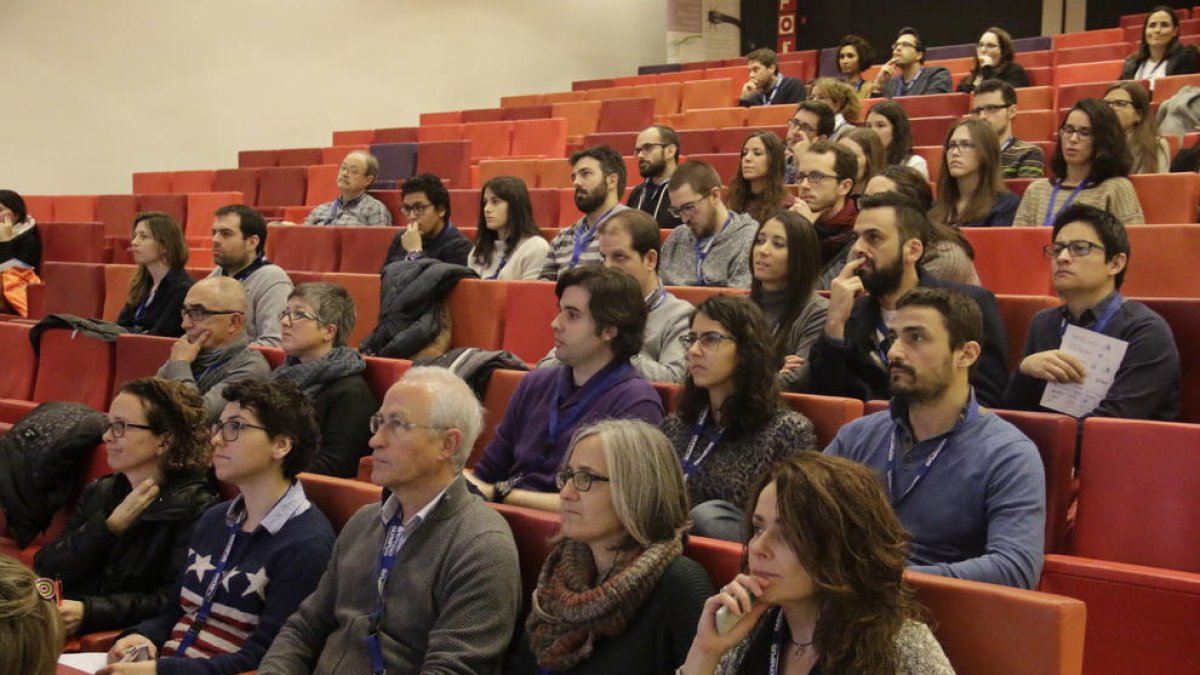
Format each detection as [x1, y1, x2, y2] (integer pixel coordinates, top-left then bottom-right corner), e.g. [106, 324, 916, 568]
[1105, 81, 1164, 173]
[749, 211, 821, 363]
[840, 127, 886, 191]
[929, 118, 1009, 225]
[127, 212, 189, 306]
[727, 130, 789, 223]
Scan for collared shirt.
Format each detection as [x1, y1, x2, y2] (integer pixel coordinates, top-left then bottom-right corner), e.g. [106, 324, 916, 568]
[224, 480, 313, 534]
[305, 193, 393, 226]
[379, 485, 449, 529]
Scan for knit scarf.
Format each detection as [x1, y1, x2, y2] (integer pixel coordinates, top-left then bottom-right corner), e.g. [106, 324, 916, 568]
[193, 335, 251, 392]
[269, 346, 366, 397]
[526, 536, 683, 670]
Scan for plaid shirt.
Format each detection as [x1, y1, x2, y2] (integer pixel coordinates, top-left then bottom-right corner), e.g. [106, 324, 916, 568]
[304, 192, 393, 226]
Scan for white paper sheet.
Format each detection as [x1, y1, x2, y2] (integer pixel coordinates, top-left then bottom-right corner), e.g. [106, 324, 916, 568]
[1040, 324, 1129, 417]
[57, 652, 109, 673]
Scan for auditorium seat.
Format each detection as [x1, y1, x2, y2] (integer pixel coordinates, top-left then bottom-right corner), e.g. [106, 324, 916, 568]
[995, 294, 1061, 372]
[370, 142, 418, 184]
[1133, 298, 1199, 422]
[490, 502, 560, 604]
[529, 189, 560, 231]
[32, 328, 114, 410]
[675, 128, 717, 155]
[276, 147, 324, 167]
[136, 194, 187, 228]
[304, 164, 341, 207]
[909, 116, 958, 147]
[1053, 60, 1124, 86]
[680, 79, 734, 111]
[1127, 173, 1200, 224]
[257, 166, 307, 209]
[446, 279, 507, 351]
[213, 168, 260, 206]
[475, 160, 540, 188]
[681, 107, 746, 130]
[780, 393, 863, 448]
[913, 146, 943, 182]
[538, 160, 573, 190]
[472, 368, 528, 467]
[461, 107, 506, 123]
[511, 118, 568, 158]
[339, 226, 399, 274]
[664, 285, 747, 306]
[896, 92, 970, 119]
[1015, 51, 1054, 69]
[51, 195, 97, 222]
[628, 82, 684, 116]
[184, 192, 242, 243]
[112, 333, 175, 398]
[686, 153, 740, 184]
[298, 473, 381, 532]
[463, 120, 514, 160]
[415, 140, 472, 189]
[362, 355, 410, 402]
[961, 227, 1052, 295]
[551, 101, 604, 140]
[742, 104, 796, 128]
[1055, 42, 1134, 66]
[503, 104, 554, 121]
[102, 264, 136, 322]
[710, 127, 755, 153]
[1016, 86, 1055, 112]
[39, 221, 106, 264]
[21, 195, 54, 221]
[167, 170, 214, 194]
[267, 225, 340, 273]
[237, 149, 278, 168]
[703, 66, 751, 101]
[1011, 109, 1059, 144]
[1151, 72, 1200, 102]
[420, 111, 463, 125]
[96, 195, 139, 238]
[449, 189, 482, 227]
[367, 190, 405, 226]
[132, 172, 172, 194]
[0, 322, 36, 400]
[373, 127, 420, 143]
[1053, 27, 1126, 50]
[1122, 225, 1200, 297]
[321, 272, 379, 348]
[320, 145, 367, 166]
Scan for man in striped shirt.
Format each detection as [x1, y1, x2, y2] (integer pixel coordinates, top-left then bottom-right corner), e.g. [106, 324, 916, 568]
[971, 79, 1046, 179]
[538, 145, 629, 281]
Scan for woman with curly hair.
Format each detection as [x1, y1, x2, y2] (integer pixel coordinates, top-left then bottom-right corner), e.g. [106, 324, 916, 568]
[510, 419, 713, 674]
[34, 378, 221, 636]
[678, 453, 954, 674]
[0, 554, 63, 675]
[835, 34, 875, 96]
[808, 78, 861, 141]
[727, 131, 795, 225]
[662, 296, 816, 542]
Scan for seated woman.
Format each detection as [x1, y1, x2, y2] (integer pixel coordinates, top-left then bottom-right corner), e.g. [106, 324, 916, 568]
[728, 131, 795, 224]
[0, 554, 64, 675]
[270, 282, 377, 478]
[1120, 6, 1199, 81]
[866, 102, 929, 179]
[837, 127, 886, 197]
[116, 212, 193, 336]
[467, 175, 551, 280]
[33, 378, 219, 636]
[835, 34, 875, 96]
[677, 453, 954, 674]
[0, 189, 42, 316]
[1014, 98, 1145, 226]
[808, 78, 860, 140]
[1104, 82, 1171, 174]
[929, 118, 1021, 227]
[662, 296, 816, 541]
[958, 27, 1029, 93]
[512, 419, 713, 675]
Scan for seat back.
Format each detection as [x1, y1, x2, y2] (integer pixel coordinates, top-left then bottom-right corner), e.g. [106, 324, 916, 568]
[304, 165, 341, 207]
[267, 225, 341, 273]
[39, 221, 106, 264]
[132, 172, 172, 194]
[257, 167, 307, 208]
[500, 281, 559, 364]
[96, 195, 139, 239]
[33, 328, 115, 409]
[680, 79, 733, 111]
[1011, 109, 1059, 144]
[276, 147, 324, 167]
[0, 322, 36, 400]
[51, 195, 98, 222]
[511, 118, 568, 158]
[39, 261, 105, 318]
[446, 279, 507, 350]
[474, 369, 528, 467]
[184, 192, 242, 242]
[685, 153, 740, 184]
[339, 226, 399, 274]
[1128, 173, 1200, 224]
[1123, 225, 1200, 298]
[102, 264, 137, 322]
[995, 295, 1062, 373]
[213, 169, 261, 206]
[993, 409, 1078, 555]
[490, 503, 560, 604]
[550, 101, 604, 139]
[370, 142, 418, 183]
[462, 121, 514, 160]
[1134, 297, 1199, 423]
[362, 356, 410, 403]
[298, 473, 381, 533]
[780, 394, 864, 449]
[238, 150, 278, 168]
[112, 333, 176, 398]
[415, 140, 472, 189]
[961, 227, 1052, 295]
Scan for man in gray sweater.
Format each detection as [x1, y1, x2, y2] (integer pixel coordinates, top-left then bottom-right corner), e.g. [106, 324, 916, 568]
[258, 367, 521, 675]
[661, 160, 757, 288]
[207, 204, 293, 347]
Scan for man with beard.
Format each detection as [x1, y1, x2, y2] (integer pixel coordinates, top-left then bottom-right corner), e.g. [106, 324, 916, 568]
[207, 204, 292, 347]
[791, 140, 858, 267]
[872, 26, 952, 98]
[626, 125, 682, 227]
[738, 48, 806, 108]
[808, 192, 1009, 405]
[826, 287, 1045, 589]
[659, 160, 757, 287]
[539, 145, 629, 281]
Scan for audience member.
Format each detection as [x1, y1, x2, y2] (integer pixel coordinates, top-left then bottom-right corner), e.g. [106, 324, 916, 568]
[958, 27, 1029, 92]
[728, 131, 795, 224]
[540, 146, 630, 281]
[1104, 82, 1171, 174]
[628, 125, 684, 227]
[738, 48, 806, 108]
[808, 78, 861, 140]
[1014, 99, 1145, 226]
[270, 282, 377, 478]
[791, 140, 859, 266]
[469, 266, 663, 511]
[678, 453, 954, 674]
[468, 176, 551, 280]
[1119, 6, 1199, 81]
[207, 204, 292, 347]
[784, 100, 836, 183]
[117, 212, 193, 337]
[259, 368, 520, 674]
[866, 166, 934, 211]
[157, 277, 271, 423]
[383, 173, 472, 268]
[662, 160, 757, 288]
[867, 101, 929, 178]
[826, 287, 1044, 589]
[1005, 204, 1180, 420]
[302, 151, 392, 226]
[105, 379, 334, 674]
[542, 209, 690, 383]
[929, 118, 1021, 227]
[872, 27, 952, 98]
[809, 193, 1008, 406]
[834, 34, 876, 95]
[34, 378, 219, 635]
[838, 127, 886, 196]
[510, 419, 712, 674]
[0, 189, 40, 279]
[0, 553, 63, 675]
[664, 296, 816, 541]
[971, 79, 1047, 178]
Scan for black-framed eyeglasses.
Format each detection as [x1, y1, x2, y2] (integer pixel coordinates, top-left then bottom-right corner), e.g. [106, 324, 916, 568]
[1059, 124, 1094, 139]
[369, 414, 446, 436]
[977, 41, 1001, 50]
[103, 419, 154, 438]
[278, 309, 323, 324]
[1104, 99, 1134, 110]
[892, 41, 918, 50]
[634, 143, 667, 155]
[970, 104, 1010, 116]
[946, 141, 977, 154]
[181, 306, 243, 322]
[1042, 241, 1105, 259]
[668, 198, 704, 218]
[211, 420, 270, 442]
[401, 202, 432, 216]
[679, 331, 738, 353]
[556, 468, 611, 492]
[786, 119, 817, 134]
[795, 170, 836, 185]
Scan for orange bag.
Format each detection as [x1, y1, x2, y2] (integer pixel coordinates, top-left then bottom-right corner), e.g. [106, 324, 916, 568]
[2, 267, 43, 317]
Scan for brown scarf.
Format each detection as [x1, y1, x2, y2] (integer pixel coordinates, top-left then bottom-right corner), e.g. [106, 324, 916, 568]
[526, 536, 683, 670]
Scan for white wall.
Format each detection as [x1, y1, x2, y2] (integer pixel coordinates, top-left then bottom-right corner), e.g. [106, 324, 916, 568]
[0, 0, 668, 194]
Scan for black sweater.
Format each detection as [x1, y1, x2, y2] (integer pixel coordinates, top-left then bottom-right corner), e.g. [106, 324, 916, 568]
[116, 267, 194, 337]
[0, 224, 41, 271]
[308, 374, 378, 478]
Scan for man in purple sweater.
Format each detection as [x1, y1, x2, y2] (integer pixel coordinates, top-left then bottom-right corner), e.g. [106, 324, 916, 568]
[467, 266, 664, 512]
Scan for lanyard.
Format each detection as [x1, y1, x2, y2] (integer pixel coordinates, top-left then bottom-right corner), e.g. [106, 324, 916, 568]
[1042, 180, 1090, 227]
[487, 252, 509, 280]
[637, 179, 670, 220]
[767, 610, 789, 675]
[760, 78, 783, 105]
[693, 214, 732, 286]
[680, 407, 724, 480]
[543, 363, 632, 466]
[885, 397, 979, 505]
[895, 68, 924, 96]
[1059, 293, 1123, 338]
[1000, 136, 1015, 153]
[173, 518, 241, 656]
[569, 207, 617, 267]
[132, 290, 154, 322]
[874, 317, 892, 367]
[646, 285, 667, 313]
[365, 511, 408, 675]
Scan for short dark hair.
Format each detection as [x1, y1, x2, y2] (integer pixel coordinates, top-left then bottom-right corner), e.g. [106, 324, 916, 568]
[897, 26, 926, 62]
[794, 100, 836, 138]
[859, 191, 932, 249]
[746, 47, 780, 70]
[895, 286, 983, 351]
[214, 204, 267, 256]
[806, 139, 858, 183]
[0, 190, 28, 224]
[570, 145, 627, 196]
[1051, 98, 1131, 183]
[288, 282, 356, 349]
[668, 160, 722, 196]
[974, 78, 1017, 106]
[555, 265, 647, 363]
[648, 124, 681, 157]
[1052, 203, 1132, 289]
[599, 208, 661, 267]
[221, 379, 320, 479]
[874, 165, 934, 212]
[402, 173, 452, 221]
[837, 34, 875, 73]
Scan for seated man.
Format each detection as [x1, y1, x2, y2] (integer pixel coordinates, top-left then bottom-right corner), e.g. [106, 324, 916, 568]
[826, 287, 1045, 589]
[539, 145, 630, 281]
[627, 125, 683, 228]
[208, 205, 292, 347]
[661, 160, 757, 288]
[873, 27, 953, 97]
[971, 79, 1046, 179]
[303, 151, 392, 226]
[105, 379, 335, 673]
[157, 277, 271, 423]
[808, 192, 1009, 406]
[738, 47, 806, 108]
[468, 266, 664, 511]
[259, 367, 520, 675]
[784, 100, 836, 184]
[792, 140, 859, 268]
[1005, 204, 1180, 420]
[539, 209, 691, 383]
[382, 174, 472, 269]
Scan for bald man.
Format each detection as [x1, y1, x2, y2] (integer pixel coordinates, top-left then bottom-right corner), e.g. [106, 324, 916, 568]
[156, 277, 271, 421]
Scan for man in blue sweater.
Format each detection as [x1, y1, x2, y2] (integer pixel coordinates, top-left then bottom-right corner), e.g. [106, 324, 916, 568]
[826, 287, 1045, 589]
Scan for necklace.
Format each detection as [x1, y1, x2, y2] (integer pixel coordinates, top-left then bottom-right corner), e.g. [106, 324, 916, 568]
[787, 636, 816, 659]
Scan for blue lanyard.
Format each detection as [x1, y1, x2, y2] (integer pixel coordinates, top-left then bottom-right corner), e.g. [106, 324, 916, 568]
[885, 397, 979, 505]
[365, 511, 408, 675]
[680, 407, 724, 480]
[646, 285, 667, 313]
[487, 254, 509, 280]
[173, 518, 241, 656]
[569, 207, 617, 267]
[132, 292, 153, 322]
[693, 214, 732, 286]
[1059, 293, 1123, 338]
[1042, 180, 1090, 227]
[895, 68, 924, 96]
[760, 78, 783, 105]
[543, 363, 632, 467]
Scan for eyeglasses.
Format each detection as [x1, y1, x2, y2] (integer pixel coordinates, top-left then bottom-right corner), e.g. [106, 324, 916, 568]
[1059, 124, 1094, 139]
[786, 119, 817, 134]
[1104, 99, 1135, 110]
[181, 305, 243, 322]
[211, 420, 270, 442]
[338, 164, 365, 176]
[102, 419, 154, 438]
[634, 143, 667, 155]
[946, 140, 977, 154]
[1042, 240, 1105, 258]
[970, 104, 1010, 116]
[892, 41, 918, 50]
[977, 41, 1001, 50]
[679, 331, 738, 352]
[401, 202, 432, 216]
[278, 309, 323, 324]
[369, 414, 445, 436]
[795, 170, 837, 184]
[556, 468, 611, 492]
[668, 198, 704, 219]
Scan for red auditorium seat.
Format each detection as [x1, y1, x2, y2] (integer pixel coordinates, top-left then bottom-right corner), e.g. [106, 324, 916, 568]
[362, 356, 409, 402]
[368, 190, 405, 226]
[449, 190, 482, 227]
[184, 192, 242, 243]
[102, 264, 136, 322]
[996, 294, 1061, 372]
[1055, 42, 1134, 66]
[416, 140, 471, 189]
[213, 168, 260, 206]
[895, 92, 970, 118]
[472, 368, 527, 467]
[21, 196, 54, 221]
[539, 160, 573, 190]
[33, 328, 115, 410]
[780, 393, 863, 448]
[1053, 60, 1124, 86]
[0, 322, 36, 400]
[321, 145, 367, 166]
[742, 104, 796, 128]
[169, 170, 215, 194]
[475, 160, 539, 189]
[238, 149, 278, 168]
[95, 195, 139, 238]
[462, 121, 514, 160]
[136, 194, 186, 227]
[680, 79, 734, 111]
[501, 281, 559, 364]
[419, 111, 463, 125]
[1011, 109, 1059, 143]
[266, 225, 340, 273]
[997, 409, 1078, 555]
[461, 108, 506, 123]
[322, 273, 380, 348]
[1127, 173, 1200, 224]
[490, 502, 560, 602]
[680, 107, 745, 130]
[1134, 298, 1200, 423]
[256, 167, 307, 208]
[675, 128, 716, 155]
[446, 279, 507, 350]
[112, 333, 175, 397]
[417, 123, 464, 143]
[373, 127, 419, 143]
[304, 165, 340, 207]
[628, 82, 684, 116]
[51, 195, 97, 222]
[686, 153, 740, 184]
[298, 472, 382, 532]
[1152, 72, 1200, 103]
[275, 147, 324, 167]
[1122, 225, 1200, 298]
[339, 227, 399, 274]
[909, 116, 957, 147]
[710, 127, 753, 153]
[1015, 51, 1053, 69]
[551, 101, 604, 139]
[1015, 86, 1055, 112]
[503, 104, 554, 121]
[132, 172, 172, 194]
[39, 222, 106, 264]
[961, 227, 1052, 295]
[1053, 27, 1126, 50]
[529, 189, 560, 230]
[511, 118, 568, 158]
[583, 132, 638, 153]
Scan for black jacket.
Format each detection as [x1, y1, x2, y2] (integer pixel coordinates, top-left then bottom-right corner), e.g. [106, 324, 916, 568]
[308, 374, 378, 478]
[33, 471, 220, 634]
[957, 61, 1030, 92]
[738, 75, 806, 107]
[1120, 44, 1200, 79]
[116, 267, 193, 337]
[381, 222, 473, 272]
[360, 258, 478, 357]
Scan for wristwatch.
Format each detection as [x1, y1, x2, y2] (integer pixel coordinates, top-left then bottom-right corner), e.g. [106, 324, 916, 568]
[493, 479, 515, 504]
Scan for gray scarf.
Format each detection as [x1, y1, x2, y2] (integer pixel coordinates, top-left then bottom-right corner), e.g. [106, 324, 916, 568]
[192, 335, 252, 392]
[270, 346, 367, 397]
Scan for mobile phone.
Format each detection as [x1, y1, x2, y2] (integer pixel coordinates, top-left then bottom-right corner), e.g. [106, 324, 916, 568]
[714, 591, 756, 636]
